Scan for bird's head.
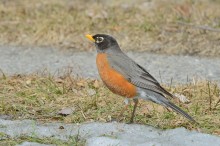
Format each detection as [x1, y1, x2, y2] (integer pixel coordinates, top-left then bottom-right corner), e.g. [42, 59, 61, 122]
[86, 34, 120, 53]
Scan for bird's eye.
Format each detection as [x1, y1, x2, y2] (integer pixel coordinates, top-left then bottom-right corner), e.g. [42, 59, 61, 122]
[96, 37, 104, 43]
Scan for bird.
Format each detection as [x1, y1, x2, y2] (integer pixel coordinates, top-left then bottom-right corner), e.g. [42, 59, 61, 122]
[85, 34, 196, 123]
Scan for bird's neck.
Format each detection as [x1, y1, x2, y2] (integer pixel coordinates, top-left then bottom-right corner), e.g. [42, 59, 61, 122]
[97, 44, 122, 54]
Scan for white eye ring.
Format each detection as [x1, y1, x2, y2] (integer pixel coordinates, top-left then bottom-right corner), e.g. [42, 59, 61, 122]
[96, 37, 104, 43]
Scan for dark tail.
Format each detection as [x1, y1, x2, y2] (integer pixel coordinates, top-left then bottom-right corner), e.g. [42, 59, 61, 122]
[141, 89, 196, 123]
[163, 100, 196, 123]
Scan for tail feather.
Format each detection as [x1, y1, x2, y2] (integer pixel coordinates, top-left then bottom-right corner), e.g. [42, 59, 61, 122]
[163, 100, 196, 123]
[138, 88, 196, 123]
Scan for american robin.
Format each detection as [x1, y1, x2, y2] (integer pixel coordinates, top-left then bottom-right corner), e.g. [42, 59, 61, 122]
[86, 34, 196, 123]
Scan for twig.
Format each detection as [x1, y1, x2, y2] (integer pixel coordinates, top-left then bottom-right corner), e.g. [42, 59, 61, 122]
[80, 110, 87, 120]
[207, 81, 212, 111]
[169, 77, 173, 90]
[214, 98, 220, 108]
[159, 70, 163, 84]
[77, 105, 87, 120]
[177, 21, 220, 32]
[0, 69, 6, 79]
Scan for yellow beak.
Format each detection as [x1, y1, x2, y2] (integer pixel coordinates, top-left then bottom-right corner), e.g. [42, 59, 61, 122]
[85, 34, 95, 42]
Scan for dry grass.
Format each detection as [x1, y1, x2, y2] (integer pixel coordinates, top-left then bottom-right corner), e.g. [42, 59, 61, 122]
[0, 0, 220, 56]
[0, 135, 85, 146]
[0, 74, 219, 136]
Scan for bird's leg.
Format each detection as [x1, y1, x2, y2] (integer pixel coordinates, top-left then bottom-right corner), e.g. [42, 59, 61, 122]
[117, 98, 131, 122]
[130, 98, 139, 123]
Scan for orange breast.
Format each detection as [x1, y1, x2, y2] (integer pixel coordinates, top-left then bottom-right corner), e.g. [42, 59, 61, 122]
[96, 53, 136, 98]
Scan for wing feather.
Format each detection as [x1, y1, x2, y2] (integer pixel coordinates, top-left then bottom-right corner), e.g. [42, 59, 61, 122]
[107, 54, 174, 98]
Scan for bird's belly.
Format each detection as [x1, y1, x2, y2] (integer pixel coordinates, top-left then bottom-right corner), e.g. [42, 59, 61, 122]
[96, 53, 136, 98]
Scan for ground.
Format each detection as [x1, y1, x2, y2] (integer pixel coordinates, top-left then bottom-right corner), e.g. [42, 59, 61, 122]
[0, 46, 220, 145]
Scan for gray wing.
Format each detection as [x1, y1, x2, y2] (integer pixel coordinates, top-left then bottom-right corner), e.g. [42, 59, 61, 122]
[107, 53, 174, 98]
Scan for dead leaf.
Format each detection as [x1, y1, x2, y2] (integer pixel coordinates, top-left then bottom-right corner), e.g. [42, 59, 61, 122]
[174, 3, 192, 18]
[58, 107, 75, 116]
[55, 78, 64, 83]
[26, 79, 32, 85]
[174, 93, 190, 103]
[76, 80, 87, 87]
[87, 88, 96, 96]
[93, 80, 100, 88]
